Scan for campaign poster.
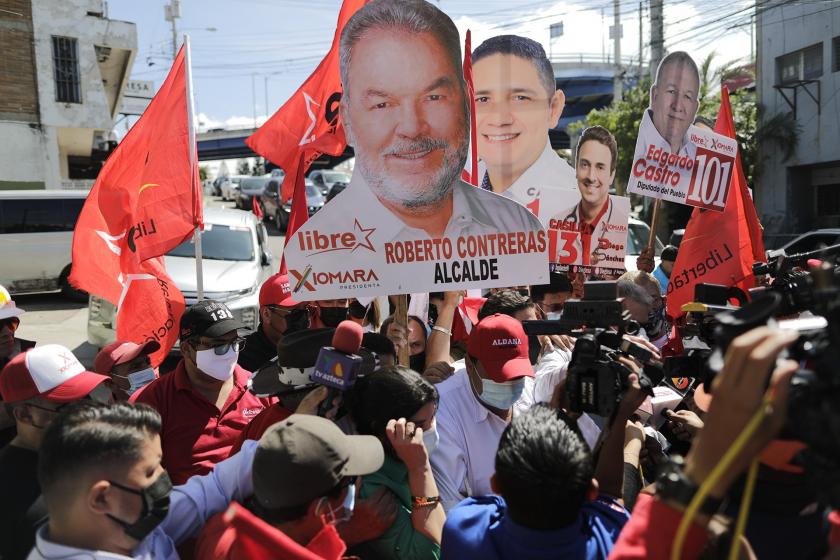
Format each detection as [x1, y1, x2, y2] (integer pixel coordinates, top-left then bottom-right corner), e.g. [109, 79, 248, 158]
[548, 194, 631, 275]
[284, 2, 549, 300]
[470, 35, 630, 277]
[626, 51, 738, 212]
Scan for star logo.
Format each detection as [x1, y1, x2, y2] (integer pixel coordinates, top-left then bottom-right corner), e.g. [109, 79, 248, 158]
[351, 219, 376, 253]
[298, 91, 320, 146]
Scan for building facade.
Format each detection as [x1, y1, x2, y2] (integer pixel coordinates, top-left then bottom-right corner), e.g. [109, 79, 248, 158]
[0, 0, 136, 190]
[756, 0, 840, 247]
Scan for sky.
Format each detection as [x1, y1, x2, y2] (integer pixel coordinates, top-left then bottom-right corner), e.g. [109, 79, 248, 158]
[109, 0, 755, 138]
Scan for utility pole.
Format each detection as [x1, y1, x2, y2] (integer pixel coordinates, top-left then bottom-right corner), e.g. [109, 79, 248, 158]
[264, 76, 269, 118]
[613, 0, 622, 101]
[650, 0, 664, 81]
[638, 2, 644, 78]
[251, 74, 257, 128]
[164, 0, 181, 60]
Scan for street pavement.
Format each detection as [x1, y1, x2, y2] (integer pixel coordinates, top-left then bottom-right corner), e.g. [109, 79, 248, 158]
[13, 195, 285, 368]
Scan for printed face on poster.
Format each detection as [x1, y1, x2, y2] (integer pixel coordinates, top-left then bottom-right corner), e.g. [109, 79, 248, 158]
[626, 52, 738, 212]
[284, 2, 549, 300]
[548, 131, 631, 276]
[469, 35, 630, 278]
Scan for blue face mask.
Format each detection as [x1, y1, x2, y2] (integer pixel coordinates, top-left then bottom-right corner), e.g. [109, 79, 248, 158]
[317, 481, 356, 525]
[478, 378, 526, 410]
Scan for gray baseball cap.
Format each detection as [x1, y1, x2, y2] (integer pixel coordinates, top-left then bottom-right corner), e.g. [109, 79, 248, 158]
[252, 414, 384, 508]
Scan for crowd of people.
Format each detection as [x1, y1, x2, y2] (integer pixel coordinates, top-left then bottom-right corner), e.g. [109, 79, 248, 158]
[1, 262, 836, 560]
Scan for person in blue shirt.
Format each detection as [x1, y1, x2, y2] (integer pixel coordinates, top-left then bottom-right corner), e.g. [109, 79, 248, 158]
[441, 403, 631, 560]
[653, 245, 678, 296]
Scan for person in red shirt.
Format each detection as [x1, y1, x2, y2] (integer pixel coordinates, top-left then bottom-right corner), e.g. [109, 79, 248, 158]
[132, 300, 275, 485]
[196, 414, 385, 560]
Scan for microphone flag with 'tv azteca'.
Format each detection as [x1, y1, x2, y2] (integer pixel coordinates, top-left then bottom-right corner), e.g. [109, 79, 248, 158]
[70, 44, 201, 365]
[246, 0, 368, 203]
[665, 87, 765, 320]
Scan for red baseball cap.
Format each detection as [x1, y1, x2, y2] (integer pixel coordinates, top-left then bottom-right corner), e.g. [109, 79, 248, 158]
[0, 344, 110, 403]
[259, 274, 298, 307]
[94, 340, 160, 374]
[467, 314, 534, 382]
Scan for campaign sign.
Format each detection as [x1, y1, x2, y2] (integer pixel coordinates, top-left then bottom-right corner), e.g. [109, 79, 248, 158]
[627, 112, 737, 212]
[547, 194, 631, 275]
[283, 2, 550, 300]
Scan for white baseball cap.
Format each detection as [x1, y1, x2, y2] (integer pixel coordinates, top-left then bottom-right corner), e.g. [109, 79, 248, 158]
[0, 285, 24, 322]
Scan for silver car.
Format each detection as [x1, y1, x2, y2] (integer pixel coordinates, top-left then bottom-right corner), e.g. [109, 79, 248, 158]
[87, 207, 274, 349]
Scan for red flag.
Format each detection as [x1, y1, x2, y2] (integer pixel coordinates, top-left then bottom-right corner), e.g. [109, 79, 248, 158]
[246, 0, 367, 200]
[69, 45, 199, 364]
[251, 195, 264, 220]
[461, 30, 479, 186]
[665, 88, 765, 319]
[196, 502, 346, 560]
[279, 153, 310, 274]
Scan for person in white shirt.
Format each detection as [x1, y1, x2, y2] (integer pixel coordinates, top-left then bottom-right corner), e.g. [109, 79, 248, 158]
[28, 401, 257, 560]
[472, 34, 577, 220]
[430, 313, 534, 511]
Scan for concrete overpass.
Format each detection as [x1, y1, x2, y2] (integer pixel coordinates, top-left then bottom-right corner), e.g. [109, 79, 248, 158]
[196, 127, 354, 169]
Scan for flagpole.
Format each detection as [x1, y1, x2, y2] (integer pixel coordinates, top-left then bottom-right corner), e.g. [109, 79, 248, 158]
[184, 33, 204, 300]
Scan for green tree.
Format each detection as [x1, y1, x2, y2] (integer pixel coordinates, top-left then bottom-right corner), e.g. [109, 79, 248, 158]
[198, 165, 208, 181]
[236, 159, 252, 175]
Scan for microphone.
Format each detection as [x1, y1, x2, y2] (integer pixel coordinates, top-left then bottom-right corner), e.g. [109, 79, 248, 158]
[310, 320, 365, 416]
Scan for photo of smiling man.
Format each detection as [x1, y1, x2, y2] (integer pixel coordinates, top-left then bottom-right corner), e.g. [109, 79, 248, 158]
[640, 51, 700, 158]
[283, 0, 548, 299]
[472, 34, 577, 220]
[551, 126, 629, 271]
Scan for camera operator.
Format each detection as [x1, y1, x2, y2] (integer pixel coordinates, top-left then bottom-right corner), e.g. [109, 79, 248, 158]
[609, 327, 804, 559]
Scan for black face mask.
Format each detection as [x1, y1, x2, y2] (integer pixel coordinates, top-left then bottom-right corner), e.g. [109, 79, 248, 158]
[319, 307, 348, 328]
[409, 352, 426, 373]
[107, 471, 172, 541]
[282, 308, 310, 335]
[644, 306, 666, 335]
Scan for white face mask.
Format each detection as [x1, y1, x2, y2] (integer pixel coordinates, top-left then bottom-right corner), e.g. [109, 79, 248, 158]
[195, 346, 238, 381]
[422, 423, 440, 454]
[478, 378, 526, 410]
[118, 367, 156, 397]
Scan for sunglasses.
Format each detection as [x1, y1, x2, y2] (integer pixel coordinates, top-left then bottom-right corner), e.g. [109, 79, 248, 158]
[193, 337, 247, 355]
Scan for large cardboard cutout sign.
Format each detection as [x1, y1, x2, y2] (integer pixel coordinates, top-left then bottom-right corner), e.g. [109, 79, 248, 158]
[470, 35, 631, 277]
[626, 52, 738, 212]
[284, 2, 548, 300]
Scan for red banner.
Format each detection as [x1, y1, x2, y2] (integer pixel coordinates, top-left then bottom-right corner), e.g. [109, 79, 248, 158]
[246, 0, 367, 201]
[70, 45, 199, 364]
[665, 88, 765, 319]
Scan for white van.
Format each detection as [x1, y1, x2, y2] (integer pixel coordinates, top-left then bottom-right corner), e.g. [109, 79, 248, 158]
[0, 190, 89, 299]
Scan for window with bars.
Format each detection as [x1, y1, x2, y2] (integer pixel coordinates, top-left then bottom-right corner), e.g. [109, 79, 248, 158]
[52, 36, 81, 103]
[833, 37, 840, 73]
[776, 42, 823, 85]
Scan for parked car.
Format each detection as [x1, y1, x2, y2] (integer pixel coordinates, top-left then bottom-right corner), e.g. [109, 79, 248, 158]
[309, 169, 351, 196]
[87, 207, 274, 349]
[669, 229, 685, 248]
[775, 229, 840, 255]
[236, 176, 270, 210]
[263, 179, 325, 231]
[211, 176, 225, 197]
[0, 190, 89, 300]
[624, 217, 664, 272]
[220, 175, 249, 201]
[326, 181, 348, 203]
